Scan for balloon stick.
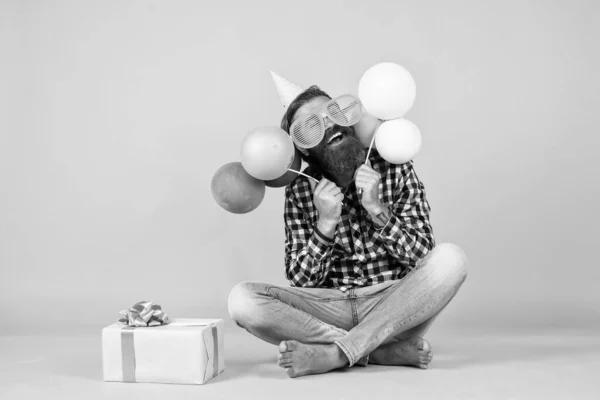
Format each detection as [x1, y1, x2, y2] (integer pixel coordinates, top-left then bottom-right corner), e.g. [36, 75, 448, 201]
[358, 130, 377, 195]
[288, 168, 319, 184]
[364, 130, 376, 163]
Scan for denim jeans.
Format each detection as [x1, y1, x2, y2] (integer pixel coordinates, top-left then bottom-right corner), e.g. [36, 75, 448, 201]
[228, 243, 468, 367]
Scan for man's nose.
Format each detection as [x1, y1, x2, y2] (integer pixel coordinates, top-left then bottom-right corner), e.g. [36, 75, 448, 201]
[323, 115, 335, 130]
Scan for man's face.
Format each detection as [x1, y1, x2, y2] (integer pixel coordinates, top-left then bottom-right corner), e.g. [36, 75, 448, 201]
[291, 96, 366, 176]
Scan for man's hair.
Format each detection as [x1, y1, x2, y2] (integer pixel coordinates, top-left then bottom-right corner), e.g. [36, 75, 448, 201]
[280, 85, 332, 135]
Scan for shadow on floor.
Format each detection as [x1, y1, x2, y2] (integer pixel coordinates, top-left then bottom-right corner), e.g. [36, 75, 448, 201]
[411, 335, 599, 371]
[221, 332, 600, 377]
[50, 332, 600, 382]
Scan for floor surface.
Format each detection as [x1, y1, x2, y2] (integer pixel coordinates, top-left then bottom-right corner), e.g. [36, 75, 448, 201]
[1, 327, 599, 399]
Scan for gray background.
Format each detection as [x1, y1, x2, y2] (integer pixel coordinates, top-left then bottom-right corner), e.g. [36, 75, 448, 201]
[1, 0, 598, 335]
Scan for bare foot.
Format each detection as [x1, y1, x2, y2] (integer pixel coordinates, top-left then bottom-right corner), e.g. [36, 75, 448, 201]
[277, 340, 348, 378]
[369, 337, 433, 369]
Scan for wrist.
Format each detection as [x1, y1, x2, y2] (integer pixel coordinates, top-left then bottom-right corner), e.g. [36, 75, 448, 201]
[366, 202, 387, 217]
[317, 218, 338, 239]
[368, 204, 390, 228]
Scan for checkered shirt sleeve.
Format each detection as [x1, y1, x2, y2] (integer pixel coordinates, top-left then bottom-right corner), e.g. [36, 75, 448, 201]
[376, 161, 435, 265]
[283, 179, 334, 287]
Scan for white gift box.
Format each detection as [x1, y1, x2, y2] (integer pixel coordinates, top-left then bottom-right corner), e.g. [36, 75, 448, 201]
[102, 318, 225, 385]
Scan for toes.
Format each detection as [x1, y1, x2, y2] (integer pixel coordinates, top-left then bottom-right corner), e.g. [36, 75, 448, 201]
[279, 340, 297, 353]
[278, 354, 292, 363]
[285, 340, 297, 351]
[277, 350, 293, 368]
[418, 338, 432, 353]
[417, 348, 433, 368]
[418, 352, 433, 369]
[285, 367, 297, 378]
[279, 341, 287, 353]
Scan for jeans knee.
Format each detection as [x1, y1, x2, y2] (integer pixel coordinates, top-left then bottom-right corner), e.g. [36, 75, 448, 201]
[428, 243, 468, 284]
[227, 281, 264, 327]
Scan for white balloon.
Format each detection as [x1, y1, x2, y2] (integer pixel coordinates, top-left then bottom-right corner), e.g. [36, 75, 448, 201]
[358, 63, 416, 120]
[375, 119, 421, 164]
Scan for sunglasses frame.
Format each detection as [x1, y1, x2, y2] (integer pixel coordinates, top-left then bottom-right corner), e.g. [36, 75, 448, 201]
[290, 94, 363, 149]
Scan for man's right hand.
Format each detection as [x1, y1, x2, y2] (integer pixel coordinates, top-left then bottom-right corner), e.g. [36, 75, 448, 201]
[309, 178, 343, 237]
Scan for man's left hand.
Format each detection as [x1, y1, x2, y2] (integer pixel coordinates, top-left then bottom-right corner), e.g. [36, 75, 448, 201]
[354, 162, 384, 214]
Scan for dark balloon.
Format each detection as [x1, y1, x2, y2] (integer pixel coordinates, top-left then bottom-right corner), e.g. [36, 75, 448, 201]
[264, 148, 303, 188]
[211, 162, 266, 214]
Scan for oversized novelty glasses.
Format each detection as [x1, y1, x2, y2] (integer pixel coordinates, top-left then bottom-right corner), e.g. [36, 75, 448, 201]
[290, 94, 363, 149]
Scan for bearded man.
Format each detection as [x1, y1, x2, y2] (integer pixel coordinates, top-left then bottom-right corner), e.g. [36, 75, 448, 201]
[228, 85, 468, 378]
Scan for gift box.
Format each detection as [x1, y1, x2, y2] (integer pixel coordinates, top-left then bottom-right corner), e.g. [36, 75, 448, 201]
[102, 318, 225, 385]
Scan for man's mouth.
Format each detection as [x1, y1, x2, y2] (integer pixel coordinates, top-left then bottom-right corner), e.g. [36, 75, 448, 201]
[327, 131, 344, 145]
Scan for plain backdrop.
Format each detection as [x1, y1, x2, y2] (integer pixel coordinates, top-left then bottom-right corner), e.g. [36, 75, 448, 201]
[1, 0, 599, 335]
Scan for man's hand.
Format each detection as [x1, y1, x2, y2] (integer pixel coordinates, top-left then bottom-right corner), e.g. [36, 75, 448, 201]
[354, 161, 385, 215]
[309, 178, 343, 238]
[355, 162, 390, 228]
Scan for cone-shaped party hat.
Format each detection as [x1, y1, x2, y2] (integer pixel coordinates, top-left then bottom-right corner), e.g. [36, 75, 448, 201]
[271, 70, 304, 109]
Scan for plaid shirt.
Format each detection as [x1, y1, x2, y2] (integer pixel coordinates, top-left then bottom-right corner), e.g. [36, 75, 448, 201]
[283, 148, 435, 292]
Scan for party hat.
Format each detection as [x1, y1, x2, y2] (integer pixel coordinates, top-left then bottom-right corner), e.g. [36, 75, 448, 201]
[270, 70, 304, 109]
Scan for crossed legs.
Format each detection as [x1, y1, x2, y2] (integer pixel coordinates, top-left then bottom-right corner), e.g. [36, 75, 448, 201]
[228, 243, 468, 377]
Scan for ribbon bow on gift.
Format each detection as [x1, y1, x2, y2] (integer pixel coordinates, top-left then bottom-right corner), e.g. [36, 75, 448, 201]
[118, 301, 170, 327]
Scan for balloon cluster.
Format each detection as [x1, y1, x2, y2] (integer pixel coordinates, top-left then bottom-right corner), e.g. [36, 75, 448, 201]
[211, 62, 422, 214]
[358, 62, 421, 164]
[211, 127, 301, 214]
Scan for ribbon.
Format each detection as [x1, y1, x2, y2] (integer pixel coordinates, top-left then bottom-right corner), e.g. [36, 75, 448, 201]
[201, 323, 221, 382]
[118, 300, 169, 327]
[121, 326, 137, 382]
[118, 300, 168, 383]
[211, 324, 219, 380]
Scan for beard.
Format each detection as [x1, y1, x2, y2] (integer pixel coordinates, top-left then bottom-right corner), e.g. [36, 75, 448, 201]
[309, 125, 366, 177]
